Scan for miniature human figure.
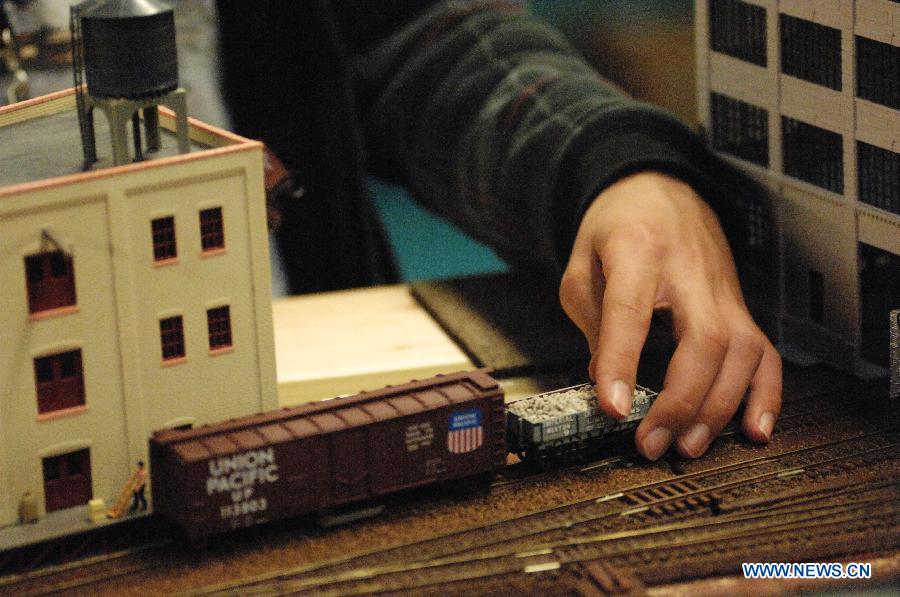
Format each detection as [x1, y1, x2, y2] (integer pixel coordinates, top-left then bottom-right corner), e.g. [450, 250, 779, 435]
[129, 460, 148, 513]
[216, 1, 781, 461]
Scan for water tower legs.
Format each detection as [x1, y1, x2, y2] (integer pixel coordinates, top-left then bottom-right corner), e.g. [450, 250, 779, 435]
[83, 88, 189, 166]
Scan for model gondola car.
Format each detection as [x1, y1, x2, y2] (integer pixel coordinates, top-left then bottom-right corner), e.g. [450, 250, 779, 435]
[507, 384, 658, 467]
[150, 370, 506, 540]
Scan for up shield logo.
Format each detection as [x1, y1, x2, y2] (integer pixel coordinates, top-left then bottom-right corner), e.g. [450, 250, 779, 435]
[447, 408, 483, 454]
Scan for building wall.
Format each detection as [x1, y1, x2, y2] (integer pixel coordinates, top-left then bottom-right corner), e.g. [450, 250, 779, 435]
[778, 184, 859, 363]
[0, 98, 277, 524]
[697, 0, 900, 371]
[118, 155, 276, 438]
[0, 190, 129, 524]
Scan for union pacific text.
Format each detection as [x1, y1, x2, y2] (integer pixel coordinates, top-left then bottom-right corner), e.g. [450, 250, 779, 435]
[206, 448, 280, 496]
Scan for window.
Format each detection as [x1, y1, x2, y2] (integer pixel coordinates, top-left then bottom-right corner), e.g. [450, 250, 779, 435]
[34, 349, 85, 414]
[24, 251, 77, 314]
[160, 316, 186, 361]
[782, 117, 843, 193]
[207, 306, 232, 351]
[808, 270, 824, 323]
[710, 0, 767, 67]
[710, 93, 769, 167]
[151, 216, 177, 261]
[857, 36, 900, 110]
[780, 15, 841, 90]
[199, 207, 225, 252]
[858, 142, 900, 215]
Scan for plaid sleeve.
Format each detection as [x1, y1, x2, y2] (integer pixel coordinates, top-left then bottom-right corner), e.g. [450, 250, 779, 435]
[354, 1, 738, 272]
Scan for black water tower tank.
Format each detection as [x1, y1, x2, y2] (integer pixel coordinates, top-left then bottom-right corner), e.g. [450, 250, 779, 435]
[80, 0, 178, 98]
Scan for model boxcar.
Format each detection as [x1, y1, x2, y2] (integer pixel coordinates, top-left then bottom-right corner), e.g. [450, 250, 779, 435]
[507, 383, 658, 467]
[150, 370, 505, 539]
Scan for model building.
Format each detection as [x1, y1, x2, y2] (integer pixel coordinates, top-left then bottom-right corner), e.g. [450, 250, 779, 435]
[696, 0, 899, 375]
[0, 0, 276, 525]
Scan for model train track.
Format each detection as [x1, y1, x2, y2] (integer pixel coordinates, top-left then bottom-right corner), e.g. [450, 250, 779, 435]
[0, 540, 170, 597]
[409, 500, 900, 596]
[11, 562, 154, 597]
[198, 495, 900, 595]
[194, 430, 899, 595]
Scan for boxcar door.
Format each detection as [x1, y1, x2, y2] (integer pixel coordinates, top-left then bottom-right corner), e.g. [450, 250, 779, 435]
[330, 429, 369, 503]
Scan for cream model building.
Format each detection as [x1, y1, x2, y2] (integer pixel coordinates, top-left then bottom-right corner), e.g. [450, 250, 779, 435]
[696, 0, 900, 375]
[0, 89, 277, 524]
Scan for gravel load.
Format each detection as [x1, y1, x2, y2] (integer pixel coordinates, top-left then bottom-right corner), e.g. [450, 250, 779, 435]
[508, 385, 651, 423]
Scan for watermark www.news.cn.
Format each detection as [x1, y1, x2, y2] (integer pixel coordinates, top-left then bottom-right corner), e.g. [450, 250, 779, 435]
[742, 562, 872, 579]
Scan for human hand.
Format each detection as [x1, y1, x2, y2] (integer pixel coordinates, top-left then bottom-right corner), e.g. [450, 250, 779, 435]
[559, 171, 782, 460]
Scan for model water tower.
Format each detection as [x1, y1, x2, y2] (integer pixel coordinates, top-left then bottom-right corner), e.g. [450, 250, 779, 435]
[71, 0, 189, 167]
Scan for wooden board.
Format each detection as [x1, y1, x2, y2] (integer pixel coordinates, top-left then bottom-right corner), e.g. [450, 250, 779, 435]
[273, 285, 472, 405]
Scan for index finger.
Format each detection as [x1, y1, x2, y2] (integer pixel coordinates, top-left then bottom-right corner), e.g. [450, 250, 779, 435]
[592, 233, 660, 420]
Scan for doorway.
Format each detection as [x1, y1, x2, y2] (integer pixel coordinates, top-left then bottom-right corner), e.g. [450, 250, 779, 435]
[42, 449, 92, 512]
[859, 243, 900, 367]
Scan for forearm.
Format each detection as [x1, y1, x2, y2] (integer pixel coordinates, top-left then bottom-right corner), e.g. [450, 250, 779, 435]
[353, 1, 731, 270]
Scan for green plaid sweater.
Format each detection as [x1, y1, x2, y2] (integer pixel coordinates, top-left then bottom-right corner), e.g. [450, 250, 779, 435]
[218, 1, 759, 293]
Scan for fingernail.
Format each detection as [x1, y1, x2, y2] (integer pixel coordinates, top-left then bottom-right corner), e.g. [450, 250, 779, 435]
[641, 427, 672, 461]
[609, 380, 632, 417]
[758, 412, 775, 440]
[679, 423, 710, 458]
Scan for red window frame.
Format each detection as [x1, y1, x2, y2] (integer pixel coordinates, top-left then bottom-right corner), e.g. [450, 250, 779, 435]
[207, 306, 232, 350]
[34, 349, 85, 414]
[152, 216, 177, 261]
[199, 207, 225, 252]
[160, 316, 186, 361]
[25, 251, 77, 314]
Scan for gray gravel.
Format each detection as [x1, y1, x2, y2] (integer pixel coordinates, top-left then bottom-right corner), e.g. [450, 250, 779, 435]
[508, 384, 651, 423]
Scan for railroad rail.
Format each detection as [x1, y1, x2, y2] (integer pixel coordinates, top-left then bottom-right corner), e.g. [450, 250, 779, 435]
[194, 429, 899, 595]
[198, 495, 900, 595]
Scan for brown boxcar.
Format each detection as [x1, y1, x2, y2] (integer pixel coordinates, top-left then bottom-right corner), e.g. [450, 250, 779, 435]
[149, 370, 505, 540]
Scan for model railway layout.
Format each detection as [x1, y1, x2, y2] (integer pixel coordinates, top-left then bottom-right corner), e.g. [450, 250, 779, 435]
[3, 367, 897, 596]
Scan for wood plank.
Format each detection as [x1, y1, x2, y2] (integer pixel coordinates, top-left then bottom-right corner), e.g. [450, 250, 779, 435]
[273, 285, 472, 405]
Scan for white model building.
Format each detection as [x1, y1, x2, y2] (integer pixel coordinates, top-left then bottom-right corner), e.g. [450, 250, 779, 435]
[0, 89, 277, 524]
[696, 0, 900, 375]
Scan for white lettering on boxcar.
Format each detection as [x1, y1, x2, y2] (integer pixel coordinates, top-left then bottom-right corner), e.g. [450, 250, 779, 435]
[206, 448, 280, 521]
[405, 422, 434, 452]
[208, 447, 276, 476]
[220, 497, 268, 520]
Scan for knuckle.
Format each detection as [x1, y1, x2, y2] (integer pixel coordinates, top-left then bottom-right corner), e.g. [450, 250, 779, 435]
[613, 223, 665, 261]
[693, 323, 729, 356]
[704, 391, 741, 422]
[660, 396, 698, 426]
[558, 283, 574, 313]
[558, 270, 582, 313]
[732, 326, 765, 361]
[607, 296, 652, 324]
